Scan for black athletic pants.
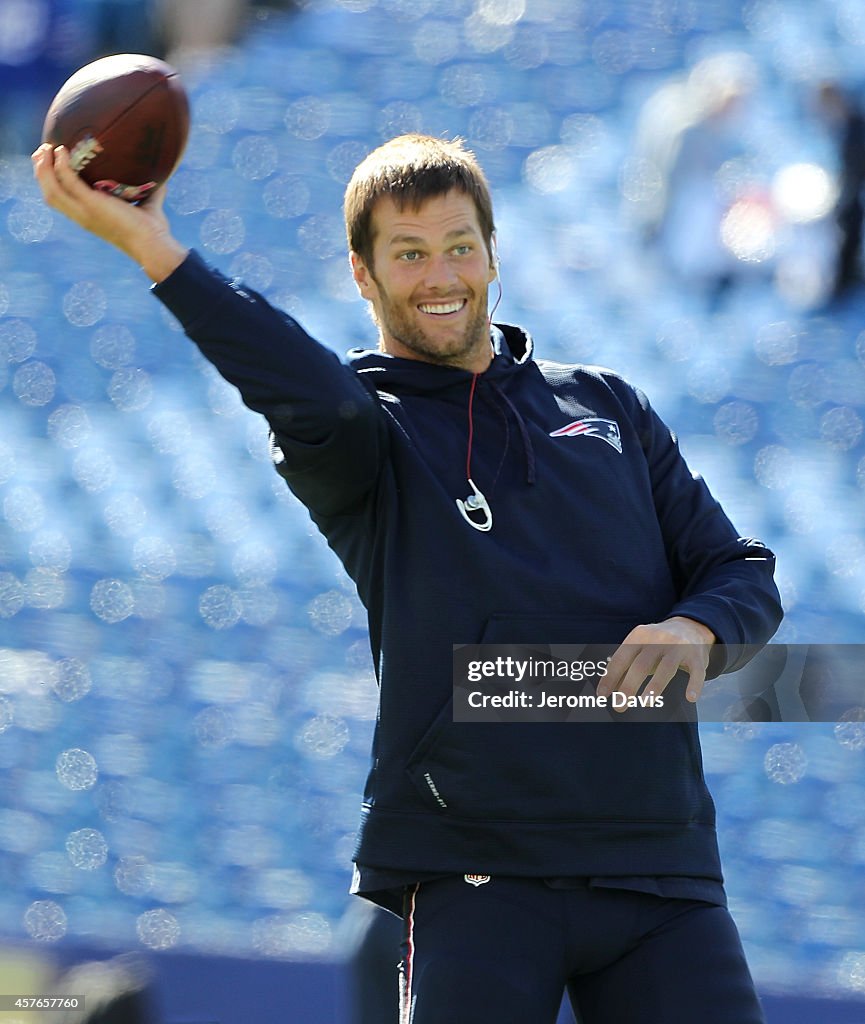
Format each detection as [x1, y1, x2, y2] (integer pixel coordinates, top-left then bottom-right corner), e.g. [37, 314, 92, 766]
[399, 876, 765, 1024]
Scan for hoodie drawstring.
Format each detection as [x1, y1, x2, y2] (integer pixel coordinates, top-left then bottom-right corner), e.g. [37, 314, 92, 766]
[456, 374, 493, 532]
[489, 380, 536, 486]
[456, 373, 537, 533]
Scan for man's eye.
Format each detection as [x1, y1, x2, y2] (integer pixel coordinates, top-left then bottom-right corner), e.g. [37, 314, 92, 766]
[400, 251, 421, 261]
[453, 244, 471, 256]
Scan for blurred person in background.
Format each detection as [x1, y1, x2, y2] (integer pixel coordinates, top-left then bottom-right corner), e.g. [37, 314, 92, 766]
[631, 51, 759, 305]
[0, 0, 261, 157]
[33, 133, 782, 1024]
[78, 0, 160, 61]
[814, 80, 865, 303]
[59, 0, 249, 81]
[153, 0, 305, 71]
[153, 0, 248, 68]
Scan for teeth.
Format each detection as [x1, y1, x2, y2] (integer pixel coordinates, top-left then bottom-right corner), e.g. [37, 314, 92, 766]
[419, 300, 464, 315]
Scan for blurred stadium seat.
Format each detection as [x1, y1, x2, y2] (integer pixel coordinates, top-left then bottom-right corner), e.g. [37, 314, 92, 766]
[0, 0, 864, 1016]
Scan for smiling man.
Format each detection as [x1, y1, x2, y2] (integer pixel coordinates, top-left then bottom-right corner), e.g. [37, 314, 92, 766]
[34, 133, 782, 1024]
[350, 190, 497, 371]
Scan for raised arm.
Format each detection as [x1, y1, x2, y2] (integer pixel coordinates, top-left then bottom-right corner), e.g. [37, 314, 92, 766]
[32, 144, 387, 516]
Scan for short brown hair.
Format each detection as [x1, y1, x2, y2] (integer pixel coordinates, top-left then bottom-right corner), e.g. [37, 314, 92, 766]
[344, 134, 496, 269]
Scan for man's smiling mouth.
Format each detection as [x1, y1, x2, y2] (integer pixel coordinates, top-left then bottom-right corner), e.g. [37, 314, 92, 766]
[418, 299, 467, 315]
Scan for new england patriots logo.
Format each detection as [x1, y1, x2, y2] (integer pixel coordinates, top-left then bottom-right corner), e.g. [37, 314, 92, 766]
[549, 417, 622, 453]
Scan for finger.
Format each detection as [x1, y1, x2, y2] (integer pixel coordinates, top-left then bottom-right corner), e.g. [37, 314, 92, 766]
[682, 658, 708, 702]
[598, 638, 643, 695]
[596, 649, 632, 697]
[601, 621, 666, 682]
[53, 145, 91, 197]
[685, 678, 704, 702]
[609, 651, 668, 712]
[667, 642, 709, 702]
[599, 649, 654, 708]
[33, 145, 79, 210]
[606, 644, 708, 710]
[139, 183, 167, 212]
[654, 648, 707, 702]
[644, 646, 708, 703]
[640, 653, 681, 697]
[32, 145, 71, 211]
[49, 146, 141, 241]
[31, 143, 56, 183]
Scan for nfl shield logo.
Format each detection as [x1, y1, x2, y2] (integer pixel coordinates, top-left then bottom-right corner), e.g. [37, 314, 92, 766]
[464, 874, 491, 887]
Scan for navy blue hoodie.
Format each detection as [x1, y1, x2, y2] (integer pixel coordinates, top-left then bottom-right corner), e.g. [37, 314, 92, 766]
[154, 252, 782, 891]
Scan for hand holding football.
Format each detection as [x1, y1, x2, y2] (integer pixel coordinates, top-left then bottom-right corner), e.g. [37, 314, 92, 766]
[42, 53, 190, 203]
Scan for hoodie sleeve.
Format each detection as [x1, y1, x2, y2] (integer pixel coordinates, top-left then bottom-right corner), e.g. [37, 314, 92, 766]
[152, 250, 386, 515]
[609, 374, 784, 675]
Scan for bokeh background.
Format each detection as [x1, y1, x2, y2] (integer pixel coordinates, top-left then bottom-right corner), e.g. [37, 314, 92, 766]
[1, 0, 864, 1021]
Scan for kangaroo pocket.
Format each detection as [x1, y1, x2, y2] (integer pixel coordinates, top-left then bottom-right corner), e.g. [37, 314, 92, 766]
[405, 613, 707, 823]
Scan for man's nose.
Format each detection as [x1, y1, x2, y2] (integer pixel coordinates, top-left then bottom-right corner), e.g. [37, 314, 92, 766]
[423, 252, 460, 288]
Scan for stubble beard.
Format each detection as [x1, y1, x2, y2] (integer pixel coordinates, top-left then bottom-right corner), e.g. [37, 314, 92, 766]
[375, 289, 490, 368]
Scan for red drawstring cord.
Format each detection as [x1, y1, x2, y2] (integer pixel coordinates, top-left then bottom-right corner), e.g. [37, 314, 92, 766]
[466, 372, 479, 482]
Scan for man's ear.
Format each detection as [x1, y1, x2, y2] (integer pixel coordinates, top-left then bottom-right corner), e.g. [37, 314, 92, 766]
[351, 251, 375, 299]
[488, 233, 500, 282]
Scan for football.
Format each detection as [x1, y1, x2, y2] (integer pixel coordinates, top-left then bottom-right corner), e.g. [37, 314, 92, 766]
[42, 53, 190, 203]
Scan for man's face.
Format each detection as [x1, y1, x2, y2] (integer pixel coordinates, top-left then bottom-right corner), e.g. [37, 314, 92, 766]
[351, 190, 497, 373]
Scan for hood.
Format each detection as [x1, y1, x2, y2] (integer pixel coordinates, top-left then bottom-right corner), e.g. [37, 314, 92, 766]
[346, 323, 535, 397]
